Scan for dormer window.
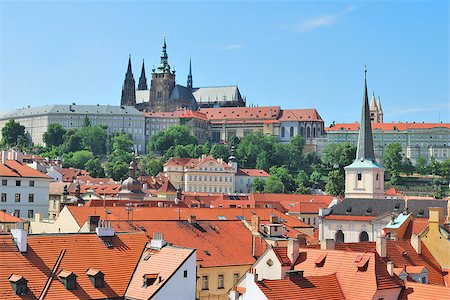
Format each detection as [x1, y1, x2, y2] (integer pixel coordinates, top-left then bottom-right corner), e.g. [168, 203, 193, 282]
[143, 273, 160, 288]
[86, 268, 104, 288]
[357, 173, 362, 181]
[58, 270, 77, 290]
[9, 275, 28, 295]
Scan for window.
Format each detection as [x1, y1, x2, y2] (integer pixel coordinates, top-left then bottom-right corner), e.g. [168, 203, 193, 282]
[15, 193, 21, 202]
[281, 127, 285, 137]
[28, 194, 34, 203]
[29, 181, 35, 187]
[357, 173, 362, 181]
[233, 273, 240, 285]
[335, 230, 345, 243]
[359, 231, 369, 242]
[1, 179, 6, 186]
[28, 210, 34, 219]
[16, 180, 21, 186]
[1, 193, 6, 202]
[421, 277, 427, 284]
[14, 210, 20, 218]
[202, 275, 209, 290]
[183, 270, 188, 278]
[217, 274, 224, 289]
[290, 127, 294, 137]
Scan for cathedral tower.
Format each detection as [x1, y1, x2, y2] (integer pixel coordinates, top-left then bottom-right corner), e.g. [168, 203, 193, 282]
[149, 37, 176, 111]
[120, 55, 136, 106]
[369, 93, 383, 123]
[187, 58, 193, 90]
[138, 59, 148, 90]
[344, 67, 385, 199]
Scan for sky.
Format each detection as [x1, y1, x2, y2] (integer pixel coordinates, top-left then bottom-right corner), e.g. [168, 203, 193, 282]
[0, 0, 448, 125]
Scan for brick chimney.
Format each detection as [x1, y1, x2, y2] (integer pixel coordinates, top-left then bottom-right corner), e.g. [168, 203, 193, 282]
[287, 239, 300, 264]
[269, 215, 278, 224]
[188, 214, 197, 224]
[376, 235, 387, 258]
[251, 215, 260, 233]
[386, 261, 394, 276]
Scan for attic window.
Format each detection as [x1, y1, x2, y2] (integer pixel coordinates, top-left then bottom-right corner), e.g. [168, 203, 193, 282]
[366, 208, 372, 215]
[356, 255, 370, 271]
[143, 273, 160, 288]
[346, 207, 352, 213]
[86, 268, 104, 288]
[58, 270, 77, 290]
[394, 203, 400, 211]
[9, 275, 28, 296]
[418, 209, 424, 217]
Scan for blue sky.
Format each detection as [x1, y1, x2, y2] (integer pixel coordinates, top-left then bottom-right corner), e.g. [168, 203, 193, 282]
[0, 0, 448, 124]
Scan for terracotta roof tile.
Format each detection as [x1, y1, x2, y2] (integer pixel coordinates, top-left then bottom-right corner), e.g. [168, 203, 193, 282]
[0, 211, 25, 223]
[200, 106, 281, 121]
[278, 109, 323, 122]
[236, 168, 270, 177]
[256, 274, 344, 300]
[0, 232, 148, 300]
[327, 122, 450, 132]
[1, 160, 50, 179]
[399, 281, 450, 300]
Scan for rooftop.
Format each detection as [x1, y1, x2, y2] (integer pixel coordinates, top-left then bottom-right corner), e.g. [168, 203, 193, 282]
[0, 160, 50, 179]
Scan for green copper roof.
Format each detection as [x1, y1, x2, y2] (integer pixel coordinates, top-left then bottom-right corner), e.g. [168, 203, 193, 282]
[156, 36, 171, 74]
[385, 213, 410, 229]
[344, 158, 384, 169]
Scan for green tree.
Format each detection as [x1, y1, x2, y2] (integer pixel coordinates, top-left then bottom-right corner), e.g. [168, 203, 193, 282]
[325, 170, 345, 196]
[148, 125, 198, 155]
[438, 159, 450, 178]
[236, 132, 278, 168]
[415, 157, 428, 175]
[285, 135, 305, 171]
[251, 178, 266, 193]
[295, 184, 311, 194]
[43, 124, 66, 147]
[429, 156, 441, 177]
[110, 132, 134, 153]
[264, 176, 285, 193]
[269, 166, 296, 193]
[322, 142, 356, 172]
[310, 171, 322, 185]
[434, 185, 447, 199]
[383, 143, 404, 177]
[210, 144, 230, 161]
[83, 115, 91, 127]
[60, 130, 83, 153]
[401, 158, 415, 176]
[105, 161, 130, 181]
[295, 170, 311, 188]
[63, 150, 95, 169]
[1, 120, 26, 147]
[85, 158, 105, 178]
[141, 156, 165, 176]
[78, 125, 107, 155]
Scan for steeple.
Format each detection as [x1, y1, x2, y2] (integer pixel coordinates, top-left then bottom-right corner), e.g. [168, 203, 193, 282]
[187, 58, 193, 89]
[121, 55, 136, 106]
[138, 59, 148, 90]
[356, 67, 376, 161]
[369, 92, 377, 110]
[156, 36, 171, 74]
[377, 96, 384, 123]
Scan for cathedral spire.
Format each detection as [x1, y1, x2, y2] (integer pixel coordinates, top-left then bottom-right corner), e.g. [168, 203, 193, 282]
[138, 59, 148, 90]
[187, 58, 193, 89]
[121, 55, 136, 106]
[356, 66, 375, 161]
[156, 36, 171, 74]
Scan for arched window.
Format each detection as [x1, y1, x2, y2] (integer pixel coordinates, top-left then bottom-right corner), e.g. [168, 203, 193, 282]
[300, 127, 304, 137]
[359, 231, 369, 242]
[306, 127, 311, 138]
[335, 230, 345, 243]
[281, 127, 285, 137]
[290, 127, 294, 137]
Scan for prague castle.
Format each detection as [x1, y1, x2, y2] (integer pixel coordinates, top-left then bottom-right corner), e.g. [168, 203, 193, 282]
[120, 37, 246, 112]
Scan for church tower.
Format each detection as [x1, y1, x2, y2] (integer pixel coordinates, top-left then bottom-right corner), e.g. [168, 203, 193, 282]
[369, 93, 383, 123]
[149, 37, 176, 111]
[344, 67, 385, 199]
[138, 59, 148, 90]
[120, 55, 136, 106]
[187, 58, 193, 90]
[376, 96, 383, 123]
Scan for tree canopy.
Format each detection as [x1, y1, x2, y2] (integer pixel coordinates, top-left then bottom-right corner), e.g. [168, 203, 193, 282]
[43, 124, 66, 147]
[148, 125, 198, 155]
[1, 120, 27, 147]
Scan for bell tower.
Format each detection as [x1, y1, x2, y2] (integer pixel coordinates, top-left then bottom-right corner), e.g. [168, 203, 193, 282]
[344, 67, 385, 199]
[149, 37, 176, 111]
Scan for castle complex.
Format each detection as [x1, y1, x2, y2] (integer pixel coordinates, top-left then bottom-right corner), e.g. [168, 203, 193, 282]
[120, 37, 245, 112]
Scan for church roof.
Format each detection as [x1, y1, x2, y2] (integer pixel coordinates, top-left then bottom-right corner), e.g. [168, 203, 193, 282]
[192, 86, 241, 103]
[278, 109, 323, 122]
[170, 84, 195, 101]
[0, 104, 142, 119]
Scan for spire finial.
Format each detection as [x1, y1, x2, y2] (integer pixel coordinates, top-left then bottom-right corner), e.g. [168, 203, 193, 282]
[364, 64, 367, 77]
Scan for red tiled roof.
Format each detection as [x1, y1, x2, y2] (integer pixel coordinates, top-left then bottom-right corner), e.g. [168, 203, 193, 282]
[0, 211, 25, 223]
[164, 156, 232, 169]
[273, 247, 293, 266]
[399, 281, 450, 300]
[56, 168, 88, 182]
[257, 274, 344, 300]
[68, 184, 121, 196]
[236, 168, 270, 177]
[385, 187, 404, 196]
[125, 245, 195, 299]
[327, 122, 450, 132]
[323, 215, 375, 221]
[111, 220, 256, 268]
[403, 218, 429, 239]
[200, 106, 281, 121]
[335, 240, 445, 286]
[250, 193, 335, 207]
[0, 232, 148, 300]
[1, 160, 50, 179]
[278, 109, 323, 122]
[144, 109, 208, 121]
[75, 175, 114, 184]
[157, 180, 177, 193]
[293, 249, 403, 300]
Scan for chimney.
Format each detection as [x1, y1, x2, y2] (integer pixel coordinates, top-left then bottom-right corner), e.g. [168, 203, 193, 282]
[386, 261, 394, 277]
[285, 270, 303, 279]
[297, 234, 307, 246]
[269, 215, 278, 224]
[11, 224, 27, 253]
[320, 239, 335, 250]
[95, 220, 115, 237]
[188, 214, 197, 224]
[150, 232, 167, 250]
[376, 235, 387, 258]
[287, 239, 300, 264]
[410, 234, 421, 255]
[428, 207, 444, 229]
[34, 213, 42, 222]
[251, 215, 260, 234]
